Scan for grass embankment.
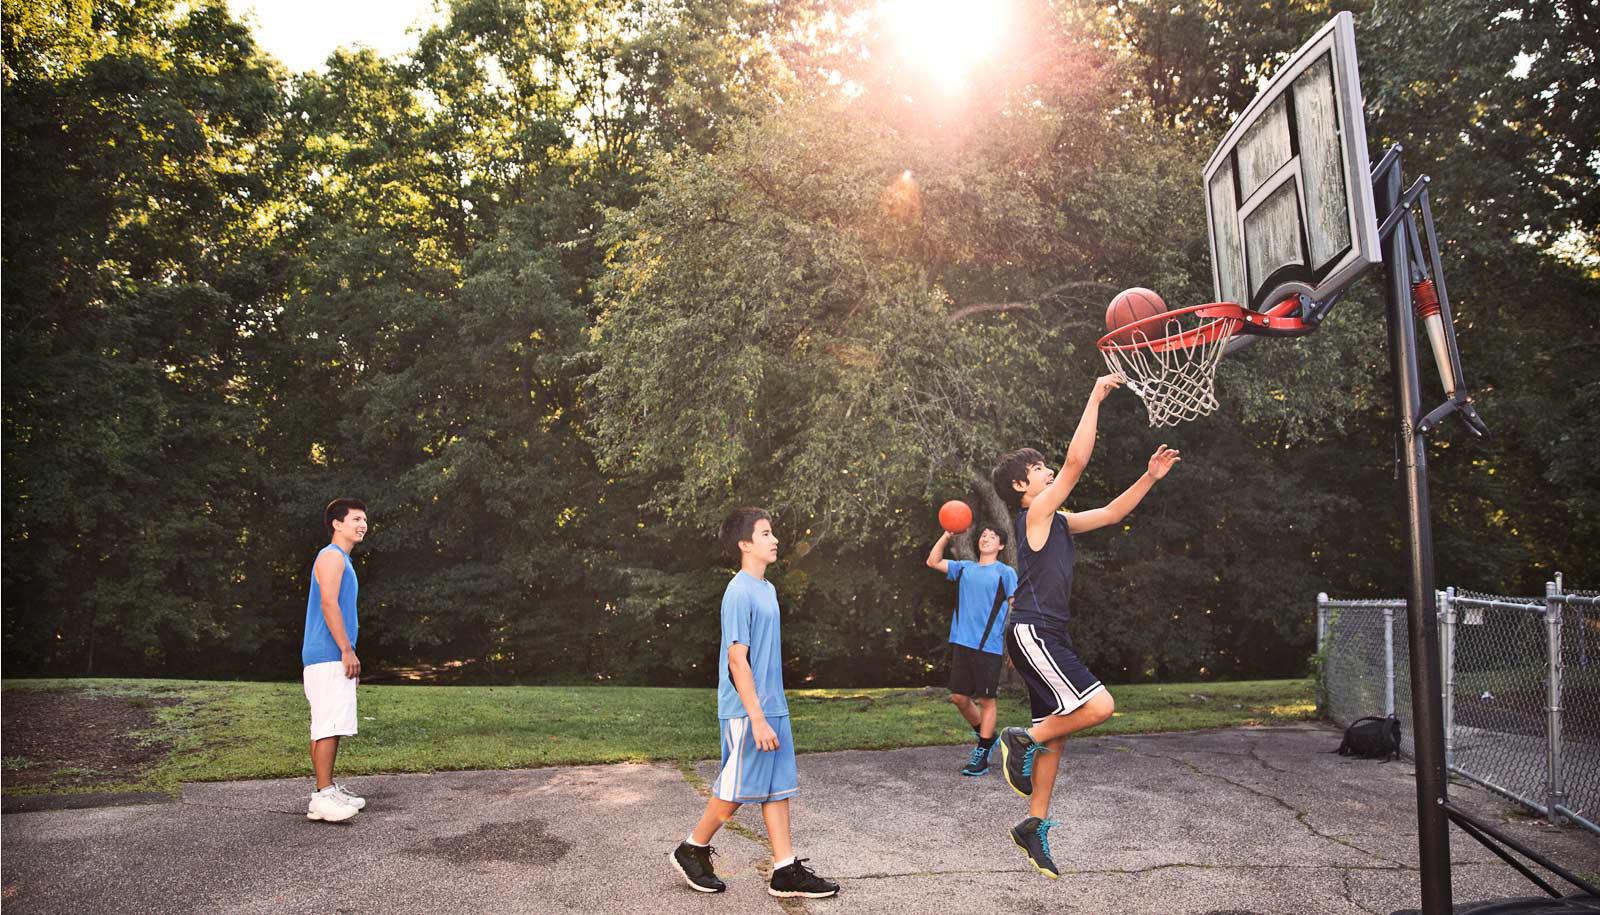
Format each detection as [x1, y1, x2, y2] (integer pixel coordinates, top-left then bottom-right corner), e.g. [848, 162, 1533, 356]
[1, 677, 1315, 796]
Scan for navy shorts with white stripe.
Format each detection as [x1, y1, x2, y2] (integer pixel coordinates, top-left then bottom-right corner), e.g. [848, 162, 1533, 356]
[1006, 622, 1105, 724]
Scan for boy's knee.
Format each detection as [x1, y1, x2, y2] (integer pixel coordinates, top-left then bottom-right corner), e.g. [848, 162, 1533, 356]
[1088, 690, 1115, 724]
[949, 693, 970, 706]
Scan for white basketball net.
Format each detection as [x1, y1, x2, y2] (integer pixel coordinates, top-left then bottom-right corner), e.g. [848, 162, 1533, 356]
[1100, 311, 1242, 428]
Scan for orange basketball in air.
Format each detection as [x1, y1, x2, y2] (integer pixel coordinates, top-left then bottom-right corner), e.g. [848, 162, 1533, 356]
[938, 500, 973, 534]
[1105, 287, 1169, 344]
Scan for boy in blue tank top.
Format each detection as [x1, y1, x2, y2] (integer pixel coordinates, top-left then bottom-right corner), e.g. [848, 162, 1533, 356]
[670, 507, 839, 900]
[989, 375, 1180, 878]
[926, 522, 1016, 776]
[302, 498, 368, 823]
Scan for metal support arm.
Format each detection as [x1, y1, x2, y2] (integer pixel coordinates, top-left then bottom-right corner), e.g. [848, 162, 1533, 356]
[1372, 164, 1489, 440]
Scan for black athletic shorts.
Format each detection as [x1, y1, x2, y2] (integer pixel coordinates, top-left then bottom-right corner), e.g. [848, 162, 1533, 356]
[948, 643, 1004, 699]
[1005, 622, 1104, 724]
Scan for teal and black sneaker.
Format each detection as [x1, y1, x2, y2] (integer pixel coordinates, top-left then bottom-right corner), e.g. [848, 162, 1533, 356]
[999, 727, 1049, 796]
[960, 744, 990, 777]
[1011, 816, 1060, 879]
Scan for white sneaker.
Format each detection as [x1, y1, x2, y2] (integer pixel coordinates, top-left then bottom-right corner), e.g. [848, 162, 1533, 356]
[331, 782, 366, 810]
[307, 788, 358, 822]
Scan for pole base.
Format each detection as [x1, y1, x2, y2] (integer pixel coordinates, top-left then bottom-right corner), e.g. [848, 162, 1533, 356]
[1392, 895, 1600, 915]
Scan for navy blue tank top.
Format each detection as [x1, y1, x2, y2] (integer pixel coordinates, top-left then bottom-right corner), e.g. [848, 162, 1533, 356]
[1010, 508, 1075, 628]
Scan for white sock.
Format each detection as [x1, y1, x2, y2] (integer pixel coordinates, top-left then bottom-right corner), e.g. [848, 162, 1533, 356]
[684, 834, 708, 847]
[316, 785, 338, 795]
[773, 855, 795, 869]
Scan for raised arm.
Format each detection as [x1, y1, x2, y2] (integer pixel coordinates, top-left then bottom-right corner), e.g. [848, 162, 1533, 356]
[1028, 374, 1123, 527]
[1066, 445, 1181, 535]
[925, 530, 953, 574]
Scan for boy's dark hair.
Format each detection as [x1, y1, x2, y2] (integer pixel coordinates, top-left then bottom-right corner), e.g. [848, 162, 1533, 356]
[324, 498, 367, 537]
[978, 522, 1009, 547]
[991, 448, 1045, 512]
[718, 507, 772, 558]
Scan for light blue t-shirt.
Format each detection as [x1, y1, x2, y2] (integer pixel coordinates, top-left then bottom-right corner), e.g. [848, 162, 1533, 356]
[717, 571, 789, 720]
[946, 560, 1017, 655]
[302, 544, 359, 667]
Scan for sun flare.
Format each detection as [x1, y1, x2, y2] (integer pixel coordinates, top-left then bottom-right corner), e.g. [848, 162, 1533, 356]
[881, 0, 1011, 92]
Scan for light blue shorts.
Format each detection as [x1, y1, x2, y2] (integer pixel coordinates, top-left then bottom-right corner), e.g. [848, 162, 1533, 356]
[712, 716, 798, 804]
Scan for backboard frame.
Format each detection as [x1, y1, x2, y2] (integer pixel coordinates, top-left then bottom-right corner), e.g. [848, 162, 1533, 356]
[1202, 11, 1380, 319]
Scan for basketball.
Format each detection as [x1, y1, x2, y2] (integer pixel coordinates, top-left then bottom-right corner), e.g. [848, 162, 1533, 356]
[938, 500, 972, 534]
[1105, 287, 1168, 344]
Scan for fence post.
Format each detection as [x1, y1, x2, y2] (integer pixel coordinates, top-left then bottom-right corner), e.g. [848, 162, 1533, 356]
[1545, 578, 1567, 826]
[1316, 593, 1328, 713]
[1383, 603, 1396, 717]
[1440, 588, 1455, 769]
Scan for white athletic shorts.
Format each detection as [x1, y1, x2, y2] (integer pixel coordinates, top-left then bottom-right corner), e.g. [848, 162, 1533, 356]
[303, 660, 358, 741]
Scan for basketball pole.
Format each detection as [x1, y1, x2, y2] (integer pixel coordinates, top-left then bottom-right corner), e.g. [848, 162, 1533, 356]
[1376, 144, 1454, 915]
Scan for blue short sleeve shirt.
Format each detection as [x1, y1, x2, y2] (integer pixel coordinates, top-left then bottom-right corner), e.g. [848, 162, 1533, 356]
[946, 560, 1017, 655]
[717, 571, 789, 720]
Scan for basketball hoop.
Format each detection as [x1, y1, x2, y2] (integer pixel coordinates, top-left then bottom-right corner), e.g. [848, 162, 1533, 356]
[1098, 302, 1309, 427]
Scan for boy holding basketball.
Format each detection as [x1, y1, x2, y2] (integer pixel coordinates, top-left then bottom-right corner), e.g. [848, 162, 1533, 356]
[926, 522, 1016, 776]
[670, 507, 840, 900]
[990, 375, 1180, 878]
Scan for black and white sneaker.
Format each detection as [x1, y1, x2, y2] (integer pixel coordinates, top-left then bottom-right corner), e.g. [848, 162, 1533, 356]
[960, 744, 990, 777]
[1000, 726, 1048, 797]
[670, 841, 725, 893]
[769, 858, 839, 898]
[1011, 816, 1061, 879]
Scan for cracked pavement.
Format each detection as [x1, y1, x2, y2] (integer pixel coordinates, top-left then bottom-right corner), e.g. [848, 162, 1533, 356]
[4, 724, 1596, 914]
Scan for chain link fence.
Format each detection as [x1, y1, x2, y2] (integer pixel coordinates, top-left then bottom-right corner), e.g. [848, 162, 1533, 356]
[1318, 575, 1599, 835]
[1553, 586, 1600, 832]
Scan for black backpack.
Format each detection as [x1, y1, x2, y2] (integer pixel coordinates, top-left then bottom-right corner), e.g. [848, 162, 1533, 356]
[1335, 714, 1403, 761]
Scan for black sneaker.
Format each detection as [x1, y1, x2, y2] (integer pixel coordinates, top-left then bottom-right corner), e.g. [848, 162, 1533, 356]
[960, 743, 990, 777]
[999, 726, 1048, 797]
[769, 858, 839, 898]
[1010, 816, 1060, 879]
[670, 841, 725, 893]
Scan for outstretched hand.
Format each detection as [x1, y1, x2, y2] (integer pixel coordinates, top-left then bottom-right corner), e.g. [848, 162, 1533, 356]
[1147, 444, 1181, 479]
[1090, 373, 1125, 404]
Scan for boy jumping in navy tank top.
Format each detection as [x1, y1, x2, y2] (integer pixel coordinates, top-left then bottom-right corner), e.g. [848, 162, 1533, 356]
[989, 374, 1180, 878]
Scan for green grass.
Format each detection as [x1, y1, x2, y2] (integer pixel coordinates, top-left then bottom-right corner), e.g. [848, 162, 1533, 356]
[1, 677, 1315, 796]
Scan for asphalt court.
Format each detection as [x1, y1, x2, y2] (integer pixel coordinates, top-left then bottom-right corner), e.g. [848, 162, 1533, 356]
[4, 725, 1596, 914]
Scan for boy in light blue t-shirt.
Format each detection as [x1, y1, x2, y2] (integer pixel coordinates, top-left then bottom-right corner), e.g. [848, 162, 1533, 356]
[926, 522, 1017, 777]
[670, 507, 840, 900]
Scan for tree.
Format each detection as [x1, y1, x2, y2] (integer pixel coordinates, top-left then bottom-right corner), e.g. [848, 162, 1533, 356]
[3, 0, 285, 673]
[588, 6, 1260, 681]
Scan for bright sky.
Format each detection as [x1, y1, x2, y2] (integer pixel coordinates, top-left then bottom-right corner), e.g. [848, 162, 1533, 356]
[229, 0, 443, 72]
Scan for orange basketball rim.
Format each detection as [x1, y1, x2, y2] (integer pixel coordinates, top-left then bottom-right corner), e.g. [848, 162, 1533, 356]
[1096, 298, 1311, 428]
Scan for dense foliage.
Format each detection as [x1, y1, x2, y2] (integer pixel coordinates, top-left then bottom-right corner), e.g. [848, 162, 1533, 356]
[4, 0, 1595, 683]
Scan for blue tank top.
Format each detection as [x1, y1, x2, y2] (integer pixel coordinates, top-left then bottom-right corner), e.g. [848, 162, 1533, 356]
[302, 544, 359, 667]
[1010, 508, 1075, 628]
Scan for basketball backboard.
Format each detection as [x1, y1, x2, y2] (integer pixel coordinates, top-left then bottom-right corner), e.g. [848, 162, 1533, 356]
[1203, 12, 1380, 318]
